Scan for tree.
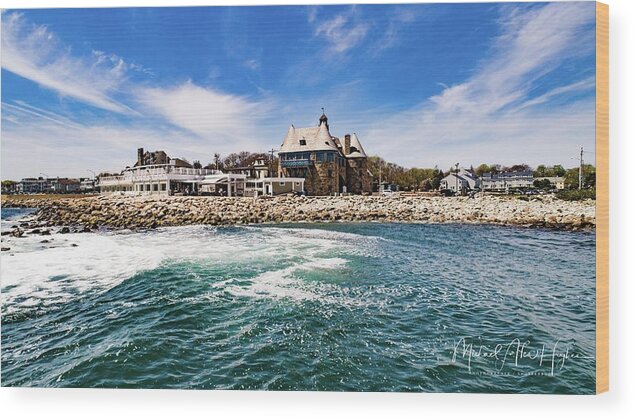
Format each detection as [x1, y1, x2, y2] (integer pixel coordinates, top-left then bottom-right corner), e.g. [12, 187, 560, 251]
[489, 164, 501, 174]
[193, 160, 202, 169]
[431, 167, 444, 190]
[503, 163, 531, 172]
[564, 164, 596, 189]
[534, 165, 547, 177]
[475, 164, 491, 176]
[533, 179, 552, 189]
[553, 164, 566, 177]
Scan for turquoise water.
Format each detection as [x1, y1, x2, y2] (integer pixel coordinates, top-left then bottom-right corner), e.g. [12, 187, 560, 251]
[1, 209, 596, 393]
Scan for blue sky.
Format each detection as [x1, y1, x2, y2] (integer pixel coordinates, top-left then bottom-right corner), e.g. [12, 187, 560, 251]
[1, 2, 596, 179]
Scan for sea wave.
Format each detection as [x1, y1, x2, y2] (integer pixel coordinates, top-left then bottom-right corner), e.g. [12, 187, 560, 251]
[1, 223, 379, 316]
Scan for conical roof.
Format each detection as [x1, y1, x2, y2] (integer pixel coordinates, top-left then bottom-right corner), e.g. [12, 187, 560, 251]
[346, 133, 367, 158]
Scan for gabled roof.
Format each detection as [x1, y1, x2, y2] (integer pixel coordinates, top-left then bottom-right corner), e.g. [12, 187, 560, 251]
[346, 133, 367, 158]
[279, 122, 341, 153]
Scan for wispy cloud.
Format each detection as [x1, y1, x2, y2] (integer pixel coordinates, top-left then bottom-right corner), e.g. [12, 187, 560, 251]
[363, 2, 596, 168]
[134, 81, 271, 148]
[374, 8, 417, 53]
[1, 12, 136, 114]
[312, 7, 369, 53]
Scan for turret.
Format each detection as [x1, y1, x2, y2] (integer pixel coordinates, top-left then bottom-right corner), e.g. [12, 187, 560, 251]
[319, 110, 329, 130]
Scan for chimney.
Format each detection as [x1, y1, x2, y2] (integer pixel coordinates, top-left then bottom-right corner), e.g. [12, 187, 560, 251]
[137, 148, 144, 166]
[344, 134, 351, 155]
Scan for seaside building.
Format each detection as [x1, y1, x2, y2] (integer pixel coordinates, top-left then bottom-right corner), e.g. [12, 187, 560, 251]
[225, 158, 271, 180]
[16, 177, 81, 194]
[80, 178, 97, 192]
[439, 169, 479, 195]
[17, 177, 49, 194]
[49, 178, 81, 193]
[98, 148, 218, 195]
[480, 171, 534, 192]
[98, 148, 304, 197]
[278, 112, 372, 196]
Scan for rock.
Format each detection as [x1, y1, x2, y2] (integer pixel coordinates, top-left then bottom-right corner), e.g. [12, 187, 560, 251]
[59, 226, 71, 234]
[1, 247, 10, 251]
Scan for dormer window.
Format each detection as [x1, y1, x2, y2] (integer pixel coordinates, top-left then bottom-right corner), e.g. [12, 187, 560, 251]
[299, 138, 307, 146]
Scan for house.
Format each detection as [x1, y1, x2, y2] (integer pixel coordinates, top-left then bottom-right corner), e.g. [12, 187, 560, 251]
[480, 171, 534, 192]
[1, 181, 17, 194]
[50, 178, 81, 193]
[225, 158, 271, 180]
[80, 177, 97, 192]
[277, 112, 372, 195]
[17, 177, 50, 194]
[439, 169, 479, 195]
[98, 148, 304, 197]
[98, 148, 218, 195]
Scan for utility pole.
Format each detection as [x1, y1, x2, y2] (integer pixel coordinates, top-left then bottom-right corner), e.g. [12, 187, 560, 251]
[455, 162, 460, 195]
[268, 148, 277, 177]
[578, 147, 584, 190]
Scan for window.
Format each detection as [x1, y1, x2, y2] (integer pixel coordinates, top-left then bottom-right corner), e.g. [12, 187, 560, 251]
[161, 183, 167, 191]
[299, 139, 307, 146]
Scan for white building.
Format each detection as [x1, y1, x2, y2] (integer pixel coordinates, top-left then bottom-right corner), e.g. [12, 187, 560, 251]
[98, 149, 306, 197]
[98, 164, 219, 195]
[440, 169, 479, 195]
[480, 171, 534, 192]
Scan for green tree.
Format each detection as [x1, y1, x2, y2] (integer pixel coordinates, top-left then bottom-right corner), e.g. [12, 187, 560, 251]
[533, 179, 552, 189]
[475, 164, 491, 176]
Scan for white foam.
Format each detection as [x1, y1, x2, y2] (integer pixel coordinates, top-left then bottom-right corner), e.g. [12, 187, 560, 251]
[224, 257, 351, 304]
[1, 224, 379, 315]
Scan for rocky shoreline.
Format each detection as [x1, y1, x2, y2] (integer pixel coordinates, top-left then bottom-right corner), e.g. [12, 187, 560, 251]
[1, 194, 596, 234]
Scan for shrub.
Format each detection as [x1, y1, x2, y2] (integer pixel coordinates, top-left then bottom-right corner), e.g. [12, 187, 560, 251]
[555, 188, 596, 201]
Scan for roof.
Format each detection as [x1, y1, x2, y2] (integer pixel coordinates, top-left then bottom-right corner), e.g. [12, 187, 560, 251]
[346, 133, 367, 158]
[442, 173, 471, 182]
[482, 171, 533, 179]
[279, 122, 341, 153]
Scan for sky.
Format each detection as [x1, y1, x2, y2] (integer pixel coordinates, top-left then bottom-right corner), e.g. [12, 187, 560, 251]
[1, 2, 597, 180]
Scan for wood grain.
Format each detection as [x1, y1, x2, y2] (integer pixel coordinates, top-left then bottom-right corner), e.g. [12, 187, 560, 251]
[595, 1, 609, 395]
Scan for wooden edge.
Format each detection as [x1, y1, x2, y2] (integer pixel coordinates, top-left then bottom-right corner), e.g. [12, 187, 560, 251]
[595, 1, 609, 395]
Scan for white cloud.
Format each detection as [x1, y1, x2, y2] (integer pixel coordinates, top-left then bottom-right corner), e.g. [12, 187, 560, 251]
[1, 112, 209, 180]
[1, 12, 135, 114]
[313, 8, 369, 53]
[134, 81, 271, 149]
[362, 2, 597, 169]
[374, 8, 417, 53]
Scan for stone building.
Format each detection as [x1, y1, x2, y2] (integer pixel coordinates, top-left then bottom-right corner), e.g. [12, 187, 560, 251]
[277, 112, 371, 195]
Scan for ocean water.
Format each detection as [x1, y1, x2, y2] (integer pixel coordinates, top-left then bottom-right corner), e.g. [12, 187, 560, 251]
[1, 208, 596, 393]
